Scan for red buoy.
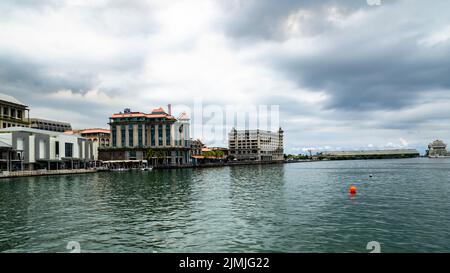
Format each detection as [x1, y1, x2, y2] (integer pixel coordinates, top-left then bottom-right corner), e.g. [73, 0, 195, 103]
[350, 186, 358, 195]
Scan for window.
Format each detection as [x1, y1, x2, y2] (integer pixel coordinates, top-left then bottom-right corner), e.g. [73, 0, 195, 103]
[138, 124, 143, 147]
[142, 125, 146, 146]
[112, 127, 117, 147]
[3, 107, 8, 116]
[65, 143, 73, 158]
[121, 126, 126, 147]
[158, 125, 163, 146]
[166, 125, 171, 146]
[55, 141, 60, 158]
[11, 109, 16, 118]
[151, 125, 155, 146]
[129, 124, 134, 147]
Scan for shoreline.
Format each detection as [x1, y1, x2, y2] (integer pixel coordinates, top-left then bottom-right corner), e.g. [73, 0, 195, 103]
[154, 160, 286, 170]
[0, 169, 97, 179]
[2, 157, 437, 179]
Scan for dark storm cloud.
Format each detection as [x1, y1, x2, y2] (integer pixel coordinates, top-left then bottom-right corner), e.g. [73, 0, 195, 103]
[224, 0, 450, 112]
[0, 54, 97, 94]
[276, 39, 450, 111]
[218, 0, 393, 40]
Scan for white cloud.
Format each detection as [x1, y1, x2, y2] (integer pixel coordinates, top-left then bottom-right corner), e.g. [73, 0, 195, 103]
[419, 25, 450, 47]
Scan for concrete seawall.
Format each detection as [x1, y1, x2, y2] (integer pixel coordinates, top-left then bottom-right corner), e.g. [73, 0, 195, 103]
[0, 169, 97, 179]
[154, 160, 286, 169]
[1, 160, 309, 178]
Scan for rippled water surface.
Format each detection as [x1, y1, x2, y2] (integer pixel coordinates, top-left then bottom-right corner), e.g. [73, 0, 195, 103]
[1, 158, 450, 253]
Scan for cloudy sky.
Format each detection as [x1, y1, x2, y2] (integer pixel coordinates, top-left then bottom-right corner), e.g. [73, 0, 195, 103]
[1, 0, 450, 154]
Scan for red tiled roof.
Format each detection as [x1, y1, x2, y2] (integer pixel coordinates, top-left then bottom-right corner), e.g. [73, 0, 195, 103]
[111, 112, 147, 118]
[80, 129, 111, 134]
[65, 128, 111, 135]
[111, 106, 180, 120]
[151, 107, 166, 113]
[111, 112, 176, 120]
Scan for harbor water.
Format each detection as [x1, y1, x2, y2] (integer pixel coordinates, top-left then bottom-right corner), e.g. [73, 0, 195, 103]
[1, 158, 450, 253]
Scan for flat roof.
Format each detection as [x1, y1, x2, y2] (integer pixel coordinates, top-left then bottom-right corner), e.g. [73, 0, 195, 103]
[0, 127, 86, 138]
[30, 118, 72, 126]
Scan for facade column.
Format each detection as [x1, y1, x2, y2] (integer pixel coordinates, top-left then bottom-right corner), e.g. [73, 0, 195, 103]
[125, 125, 130, 148]
[133, 124, 138, 147]
[7, 151, 10, 172]
[116, 125, 122, 148]
[162, 124, 166, 147]
[170, 124, 175, 147]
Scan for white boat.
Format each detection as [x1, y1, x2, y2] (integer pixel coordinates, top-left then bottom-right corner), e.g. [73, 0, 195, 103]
[110, 168, 129, 172]
[141, 167, 153, 171]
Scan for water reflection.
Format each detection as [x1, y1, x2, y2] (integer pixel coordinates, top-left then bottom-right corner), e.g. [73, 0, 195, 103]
[1, 158, 450, 252]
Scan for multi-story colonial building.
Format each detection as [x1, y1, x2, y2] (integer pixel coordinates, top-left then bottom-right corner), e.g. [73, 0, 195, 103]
[99, 107, 192, 166]
[30, 118, 72, 132]
[0, 127, 93, 171]
[0, 93, 30, 129]
[228, 128, 284, 161]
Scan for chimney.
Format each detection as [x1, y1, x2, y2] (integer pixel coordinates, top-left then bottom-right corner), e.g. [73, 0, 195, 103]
[168, 104, 172, 115]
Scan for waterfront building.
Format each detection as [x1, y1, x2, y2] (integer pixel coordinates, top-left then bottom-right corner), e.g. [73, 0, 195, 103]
[0, 93, 30, 129]
[66, 128, 111, 160]
[0, 127, 93, 171]
[190, 139, 204, 165]
[30, 118, 72, 132]
[321, 149, 420, 160]
[427, 140, 450, 157]
[228, 128, 284, 161]
[191, 139, 204, 157]
[99, 106, 192, 166]
[0, 138, 21, 172]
